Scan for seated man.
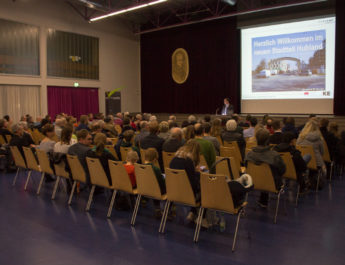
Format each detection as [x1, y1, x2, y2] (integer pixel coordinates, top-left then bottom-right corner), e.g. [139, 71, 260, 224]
[245, 128, 286, 207]
[243, 117, 257, 139]
[119, 130, 140, 160]
[162, 127, 184, 153]
[203, 122, 220, 156]
[134, 121, 149, 147]
[140, 121, 165, 170]
[9, 123, 35, 157]
[274, 132, 309, 192]
[194, 123, 216, 173]
[0, 119, 13, 143]
[269, 120, 283, 145]
[68, 129, 92, 184]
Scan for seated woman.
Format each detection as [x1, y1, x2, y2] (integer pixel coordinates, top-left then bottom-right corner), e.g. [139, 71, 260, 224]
[221, 119, 246, 158]
[86, 133, 116, 186]
[54, 125, 74, 154]
[124, 150, 139, 188]
[38, 124, 56, 153]
[144, 148, 166, 218]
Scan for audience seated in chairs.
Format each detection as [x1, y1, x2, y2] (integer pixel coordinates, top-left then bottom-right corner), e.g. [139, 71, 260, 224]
[269, 120, 283, 145]
[245, 128, 286, 207]
[134, 121, 149, 147]
[282, 117, 298, 138]
[119, 130, 140, 160]
[243, 117, 257, 139]
[221, 119, 246, 158]
[158, 121, 170, 140]
[38, 124, 56, 153]
[203, 122, 220, 156]
[0, 118, 13, 143]
[54, 125, 75, 154]
[124, 150, 139, 188]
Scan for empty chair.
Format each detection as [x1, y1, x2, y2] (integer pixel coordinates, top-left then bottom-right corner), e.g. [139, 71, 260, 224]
[246, 161, 284, 224]
[85, 157, 114, 212]
[131, 163, 167, 226]
[23, 147, 42, 191]
[10, 146, 27, 186]
[223, 141, 243, 163]
[159, 168, 201, 236]
[52, 160, 70, 200]
[162, 151, 175, 169]
[195, 172, 248, 251]
[215, 156, 240, 180]
[0, 135, 6, 145]
[108, 160, 138, 218]
[220, 146, 241, 173]
[36, 149, 55, 195]
[66, 154, 88, 205]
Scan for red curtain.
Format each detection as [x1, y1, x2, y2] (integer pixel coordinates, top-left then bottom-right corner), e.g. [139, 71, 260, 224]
[141, 17, 239, 114]
[47, 86, 99, 119]
[334, 0, 345, 115]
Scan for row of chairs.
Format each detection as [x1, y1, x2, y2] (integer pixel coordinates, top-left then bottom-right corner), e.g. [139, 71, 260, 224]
[9, 145, 246, 251]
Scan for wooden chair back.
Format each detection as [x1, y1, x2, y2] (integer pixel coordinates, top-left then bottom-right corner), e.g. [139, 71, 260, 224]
[108, 160, 135, 194]
[114, 125, 122, 135]
[246, 161, 277, 193]
[0, 135, 6, 145]
[296, 145, 317, 171]
[246, 141, 257, 150]
[66, 154, 87, 183]
[165, 168, 198, 206]
[140, 148, 161, 169]
[279, 152, 297, 181]
[105, 145, 119, 160]
[23, 147, 40, 171]
[32, 129, 44, 145]
[10, 146, 26, 168]
[200, 172, 236, 213]
[220, 146, 241, 171]
[199, 154, 209, 170]
[322, 141, 331, 163]
[86, 157, 112, 188]
[134, 163, 163, 199]
[223, 141, 242, 162]
[54, 161, 70, 179]
[216, 135, 223, 146]
[5, 134, 12, 143]
[120, 146, 132, 162]
[215, 156, 239, 180]
[36, 149, 54, 175]
[109, 138, 118, 145]
[162, 151, 175, 169]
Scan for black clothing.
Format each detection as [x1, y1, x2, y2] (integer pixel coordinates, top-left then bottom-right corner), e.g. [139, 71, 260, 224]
[269, 132, 283, 145]
[0, 128, 13, 143]
[68, 143, 91, 184]
[162, 138, 184, 153]
[228, 181, 247, 208]
[320, 127, 338, 160]
[140, 134, 165, 171]
[221, 130, 246, 158]
[9, 134, 31, 157]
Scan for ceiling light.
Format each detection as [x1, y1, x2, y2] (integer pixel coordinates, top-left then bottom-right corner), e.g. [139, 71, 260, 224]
[90, 0, 168, 22]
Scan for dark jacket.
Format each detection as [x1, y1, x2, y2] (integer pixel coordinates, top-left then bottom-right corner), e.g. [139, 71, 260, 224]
[0, 128, 13, 143]
[140, 134, 165, 171]
[221, 130, 246, 158]
[320, 127, 339, 160]
[9, 134, 32, 157]
[282, 124, 298, 138]
[269, 132, 283, 145]
[162, 138, 184, 153]
[68, 143, 91, 184]
[245, 145, 286, 189]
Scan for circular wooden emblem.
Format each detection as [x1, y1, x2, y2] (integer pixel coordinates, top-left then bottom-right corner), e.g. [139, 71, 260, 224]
[172, 48, 189, 84]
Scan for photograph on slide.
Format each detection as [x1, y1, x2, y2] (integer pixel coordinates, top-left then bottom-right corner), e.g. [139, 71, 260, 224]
[252, 30, 326, 93]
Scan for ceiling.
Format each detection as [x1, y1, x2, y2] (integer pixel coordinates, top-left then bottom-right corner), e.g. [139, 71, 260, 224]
[65, 0, 333, 34]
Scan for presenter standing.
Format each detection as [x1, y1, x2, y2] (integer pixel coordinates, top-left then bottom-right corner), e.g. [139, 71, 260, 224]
[220, 98, 234, 116]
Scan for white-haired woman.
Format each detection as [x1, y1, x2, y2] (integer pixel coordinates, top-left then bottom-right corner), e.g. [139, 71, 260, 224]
[221, 119, 245, 158]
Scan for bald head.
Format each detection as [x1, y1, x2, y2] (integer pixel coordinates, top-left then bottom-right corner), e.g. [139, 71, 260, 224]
[194, 123, 203, 136]
[170, 127, 182, 141]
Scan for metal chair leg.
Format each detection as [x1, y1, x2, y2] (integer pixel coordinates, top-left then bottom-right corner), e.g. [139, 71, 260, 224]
[159, 201, 170, 233]
[232, 210, 243, 252]
[12, 168, 20, 186]
[51, 176, 60, 200]
[329, 161, 334, 182]
[107, 190, 117, 218]
[194, 207, 204, 243]
[68, 181, 77, 205]
[295, 184, 300, 207]
[36, 172, 45, 195]
[274, 189, 282, 224]
[131, 194, 141, 226]
[24, 170, 32, 191]
[85, 185, 96, 211]
[316, 169, 321, 192]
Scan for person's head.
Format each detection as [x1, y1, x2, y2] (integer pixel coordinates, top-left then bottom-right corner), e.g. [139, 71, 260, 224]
[188, 115, 196, 125]
[203, 122, 211, 135]
[309, 114, 316, 120]
[299, 119, 320, 140]
[145, 148, 158, 163]
[79, 115, 88, 125]
[272, 120, 281, 131]
[246, 115, 252, 122]
[249, 117, 258, 127]
[285, 117, 295, 126]
[116, 112, 123, 119]
[170, 127, 182, 141]
[282, 132, 297, 146]
[42, 124, 55, 138]
[60, 126, 73, 144]
[169, 115, 176, 121]
[266, 118, 273, 127]
[194, 123, 204, 136]
[256, 128, 270, 146]
[27, 116, 33, 123]
[123, 117, 131, 126]
[148, 121, 159, 135]
[3, 115, 10, 122]
[12, 123, 24, 137]
[94, 133, 107, 156]
[175, 139, 200, 165]
[329, 122, 338, 136]
[140, 121, 148, 131]
[159, 121, 169, 133]
[136, 114, 142, 121]
[149, 115, 157, 122]
[169, 121, 178, 129]
[88, 113, 94, 120]
[319, 118, 329, 129]
[123, 130, 134, 143]
[226, 119, 237, 132]
[204, 115, 211, 123]
[18, 121, 28, 130]
[126, 150, 139, 165]
[224, 98, 230, 105]
[231, 114, 239, 123]
[76, 129, 92, 146]
[181, 120, 189, 128]
[210, 118, 222, 137]
[184, 125, 195, 141]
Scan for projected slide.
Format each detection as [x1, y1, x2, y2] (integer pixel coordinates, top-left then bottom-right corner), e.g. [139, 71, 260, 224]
[241, 17, 335, 100]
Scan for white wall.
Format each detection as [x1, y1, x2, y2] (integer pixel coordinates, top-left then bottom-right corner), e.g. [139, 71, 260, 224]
[0, 0, 141, 119]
